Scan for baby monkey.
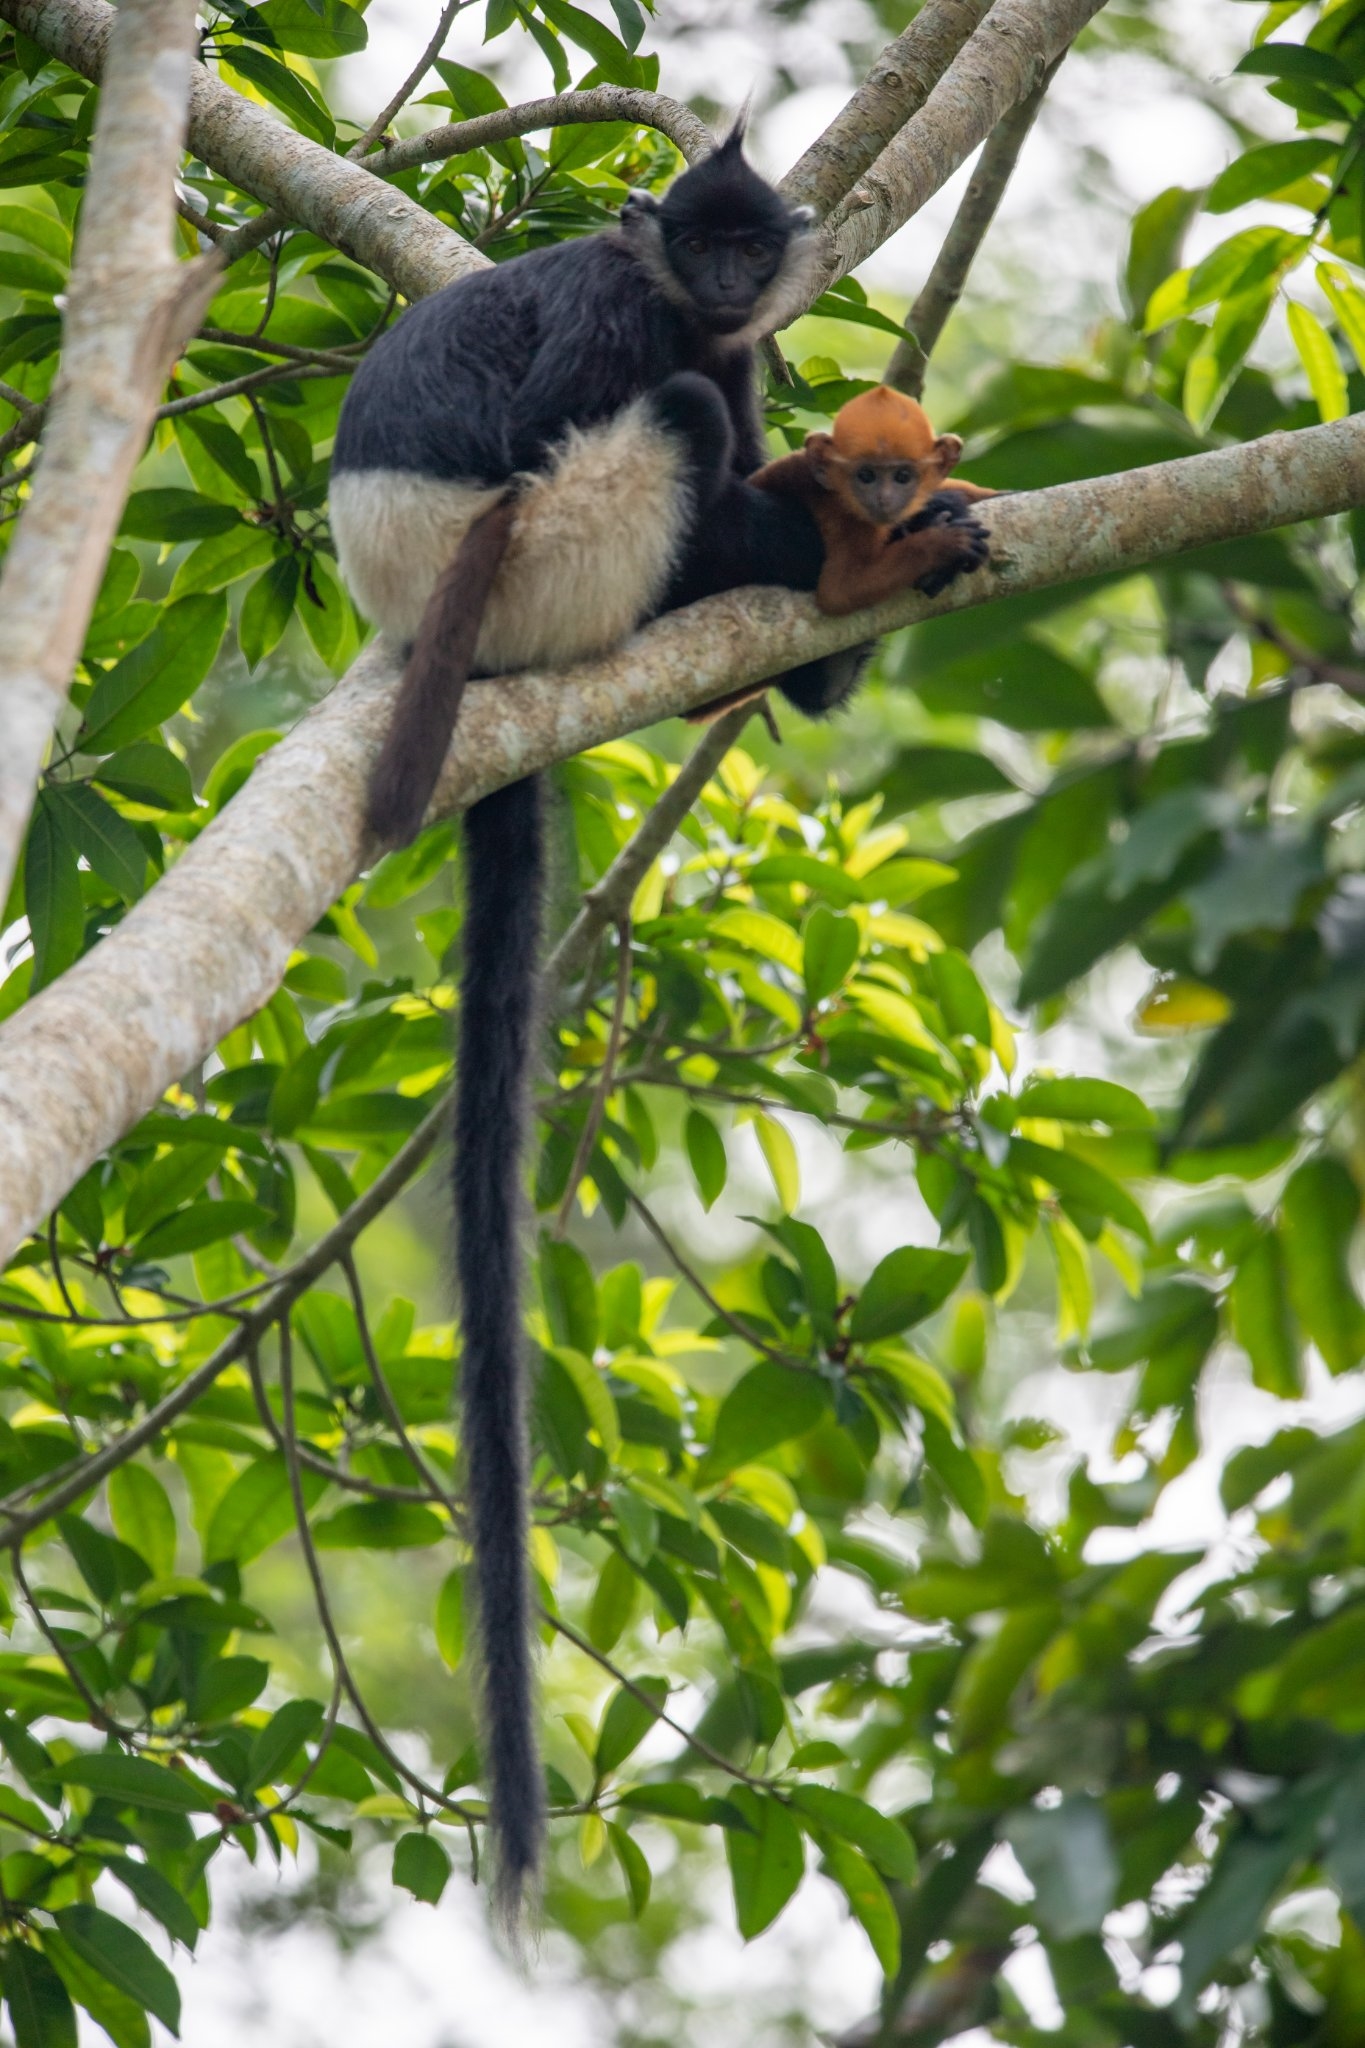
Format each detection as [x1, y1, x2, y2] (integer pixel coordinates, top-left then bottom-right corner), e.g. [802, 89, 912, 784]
[753, 382, 993, 614]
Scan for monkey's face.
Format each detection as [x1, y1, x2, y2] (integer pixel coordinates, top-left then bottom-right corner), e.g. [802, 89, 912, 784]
[663, 228, 788, 332]
[846, 458, 926, 526]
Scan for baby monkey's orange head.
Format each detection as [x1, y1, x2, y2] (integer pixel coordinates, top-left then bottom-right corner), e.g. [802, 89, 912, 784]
[804, 385, 964, 528]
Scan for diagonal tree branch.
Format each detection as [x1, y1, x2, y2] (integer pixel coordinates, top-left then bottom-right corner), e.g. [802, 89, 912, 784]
[781, 0, 992, 218]
[886, 64, 1053, 398]
[0, 0, 217, 912]
[2, 415, 1365, 1258]
[371, 86, 714, 180]
[816, 0, 1108, 292]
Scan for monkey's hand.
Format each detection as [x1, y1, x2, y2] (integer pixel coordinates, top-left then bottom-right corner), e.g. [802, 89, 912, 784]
[895, 491, 991, 598]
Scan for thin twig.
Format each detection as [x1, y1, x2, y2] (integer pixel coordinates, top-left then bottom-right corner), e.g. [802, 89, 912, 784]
[350, 0, 466, 161]
[338, 1252, 464, 1526]
[546, 701, 755, 997]
[198, 325, 361, 371]
[276, 1319, 476, 1826]
[554, 916, 632, 1237]
[543, 1608, 777, 1789]
[886, 68, 1054, 398]
[10, 1545, 138, 1738]
[244, 1340, 438, 1504]
[623, 1185, 805, 1368]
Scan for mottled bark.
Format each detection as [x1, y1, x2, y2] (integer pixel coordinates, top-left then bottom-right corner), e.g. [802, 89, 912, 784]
[2, 415, 1365, 1257]
[782, 0, 992, 218]
[0, 0, 215, 909]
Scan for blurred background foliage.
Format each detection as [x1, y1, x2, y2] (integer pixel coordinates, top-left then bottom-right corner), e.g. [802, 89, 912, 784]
[8, 0, 1365, 2043]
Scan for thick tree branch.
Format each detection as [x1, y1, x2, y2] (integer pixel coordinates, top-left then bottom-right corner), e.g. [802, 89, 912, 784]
[0, 0, 482, 300]
[817, 0, 1108, 291]
[781, 0, 992, 218]
[0, 0, 216, 912]
[886, 66, 1052, 398]
[1, 417, 1365, 1256]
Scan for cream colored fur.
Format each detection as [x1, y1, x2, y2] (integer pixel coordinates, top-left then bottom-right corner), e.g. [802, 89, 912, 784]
[329, 403, 689, 672]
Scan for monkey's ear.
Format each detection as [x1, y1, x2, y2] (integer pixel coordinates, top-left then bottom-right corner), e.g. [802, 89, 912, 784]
[804, 432, 836, 484]
[620, 189, 662, 225]
[934, 432, 964, 473]
[789, 204, 816, 229]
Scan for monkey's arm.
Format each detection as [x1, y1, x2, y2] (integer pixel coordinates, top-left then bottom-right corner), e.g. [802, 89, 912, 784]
[748, 450, 824, 498]
[816, 500, 991, 615]
[936, 476, 996, 504]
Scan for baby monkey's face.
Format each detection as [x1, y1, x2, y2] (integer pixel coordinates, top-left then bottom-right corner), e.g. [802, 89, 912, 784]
[847, 457, 926, 527]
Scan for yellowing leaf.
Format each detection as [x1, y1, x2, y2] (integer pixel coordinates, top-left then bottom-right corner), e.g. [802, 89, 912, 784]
[755, 1113, 800, 1213]
[844, 822, 909, 879]
[1136, 978, 1231, 1033]
[1317, 260, 1365, 372]
[1287, 299, 1349, 422]
[711, 908, 803, 974]
[850, 982, 945, 1054]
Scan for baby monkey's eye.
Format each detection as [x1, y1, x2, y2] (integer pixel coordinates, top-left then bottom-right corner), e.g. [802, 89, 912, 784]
[855, 465, 878, 485]
[894, 467, 915, 484]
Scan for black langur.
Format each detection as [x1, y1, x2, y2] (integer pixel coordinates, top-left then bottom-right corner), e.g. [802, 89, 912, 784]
[328, 128, 985, 1916]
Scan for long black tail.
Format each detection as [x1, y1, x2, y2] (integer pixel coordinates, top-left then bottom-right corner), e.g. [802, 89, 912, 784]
[367, 492, 518, 847]
[454, 772, 545, 1919]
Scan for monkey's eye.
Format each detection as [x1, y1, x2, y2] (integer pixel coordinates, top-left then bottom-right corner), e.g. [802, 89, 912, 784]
[894, 467, 914, 485]
[855, 466, 878, 485]
[744, 240, 767, 261]
[686, 235, 709, 255]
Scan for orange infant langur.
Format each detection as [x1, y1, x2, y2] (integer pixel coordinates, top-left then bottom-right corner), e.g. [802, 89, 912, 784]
[753, 383, 993, 615]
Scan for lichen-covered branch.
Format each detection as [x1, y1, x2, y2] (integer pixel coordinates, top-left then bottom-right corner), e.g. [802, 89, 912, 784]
[0, 0, 481, 299]
[818, 0, 1109, 290]
[781, 0, 991, 218]
[0, 0, 215, 910]
[2, 415, 1365, 1258]
[886, 67, 1052, 398]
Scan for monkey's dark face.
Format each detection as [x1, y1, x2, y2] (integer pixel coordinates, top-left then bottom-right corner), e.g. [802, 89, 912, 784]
[662, 227, 788, 332]
[847, 459, 925, 526]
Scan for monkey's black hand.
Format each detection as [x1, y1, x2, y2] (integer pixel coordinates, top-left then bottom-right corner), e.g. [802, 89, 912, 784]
[907, 494, 991, 598]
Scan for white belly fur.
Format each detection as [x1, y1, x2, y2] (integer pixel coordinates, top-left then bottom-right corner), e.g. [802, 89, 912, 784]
[329, 401, 689, 672]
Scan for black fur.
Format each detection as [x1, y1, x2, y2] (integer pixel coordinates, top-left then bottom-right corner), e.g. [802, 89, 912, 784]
[454, 773, 545, 1918]
[335, 136, 855, 1916]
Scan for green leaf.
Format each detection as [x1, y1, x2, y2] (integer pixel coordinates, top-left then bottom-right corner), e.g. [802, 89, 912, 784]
[312, 1501, 444, 1549]
[755, 1114, 800, 1214]
[536, 0, 642, 82]
[44, 1932, 148, 2048]
[255, 0, 367, 55]
[25, 794, 83, 990]
[1288, 298, 1349, 422]
[1009, 1137, 1150, 1241]
[220, 44, 335, 144]
[711, 907, 803, 974]
[1124, 185, 1202, 324]
[1280, 1156, 1365, 1375]
[118, 489, 240, 542]
[45, 784, 147, 899]
[246, 1697, 325, 1791]
[1230, 1231, 1301, 1397]
[133, 1198, 267, 1260]
[238, 556, 300, 671]
[849, 1247, 970, 1344]
[53, 1907, 180, 2038]
[206, 1453, 321, 1565]
[393, 1830, 450, 1904]
[547, 1346, 620, 1460]
[104, 1857, 200, 1950]
[706, 1362, 828, 1475]
[685, 1108, 728, 1211]
[168, 525, 278, 599]
[92, 742, 194, 812]
[588, 1548, 638, 1653]
[790, 1785, 917, 1882]
[80, 594, 228, 751]
[435, 1568, 465, 1672]
[820, 1837, 900, 1975]
[540, 1235, 599, 1354]
[608, 1821, 651, 1915]
[1207, 138, 1334, 213]
[803, 908, 860, 1006]
[596, 1677, 668, 1774]
[725, 1788, 805, 1939]
[1015, 1077, 1154, 1128]
[107, 1464, 177, 1577]
[4, 1944, 77, 2048]
[50, 1753, 216, 1813]
[1006, 1796, 1117, 1942]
